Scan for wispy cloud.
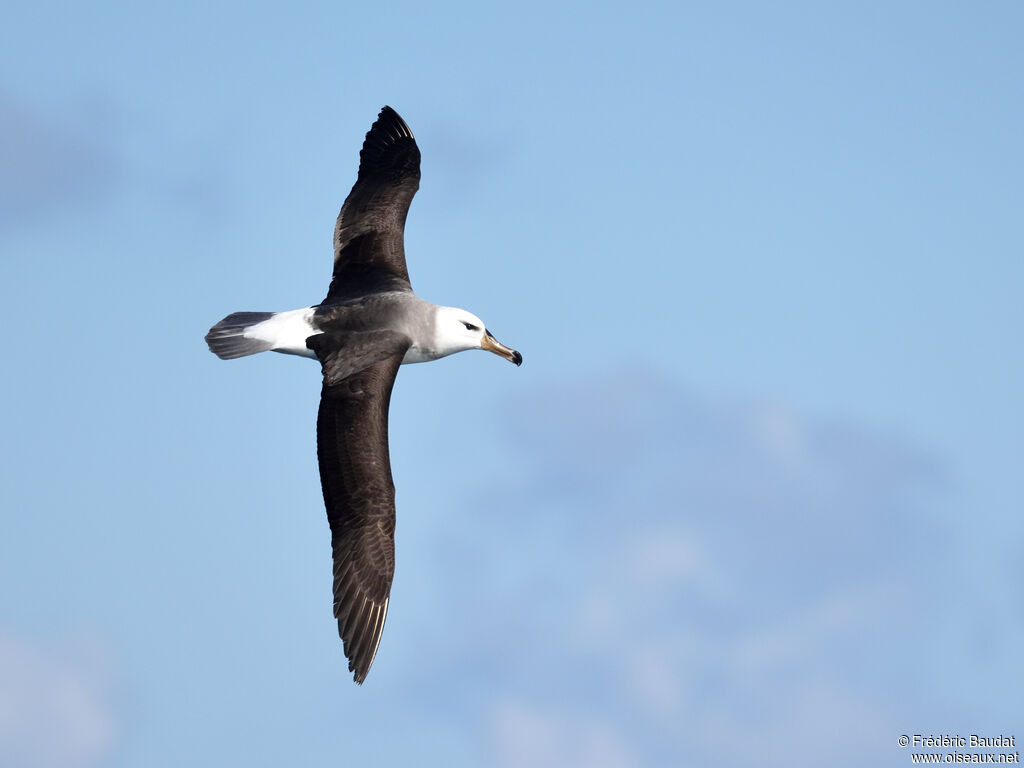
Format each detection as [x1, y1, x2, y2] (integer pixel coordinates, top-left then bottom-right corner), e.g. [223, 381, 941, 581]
[0, 630, 116, 768]
[0, 93, 121, 227]
[490, 700, 637, 768]
[392, 368, 993, 766]
[0, 89, 233, 238]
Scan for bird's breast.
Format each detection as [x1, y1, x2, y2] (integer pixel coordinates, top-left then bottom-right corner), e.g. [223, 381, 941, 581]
[401, 344, 441, 365]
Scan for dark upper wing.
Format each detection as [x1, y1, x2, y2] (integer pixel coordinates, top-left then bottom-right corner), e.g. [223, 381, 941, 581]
[325, 106, 421, 302]
[315, 350, 408, 684]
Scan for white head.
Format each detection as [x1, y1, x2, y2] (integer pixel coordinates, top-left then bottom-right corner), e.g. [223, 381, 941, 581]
[433, 306, 522, 365]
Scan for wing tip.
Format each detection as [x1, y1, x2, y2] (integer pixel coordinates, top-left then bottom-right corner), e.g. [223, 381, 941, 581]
[339, 596, 390, 685]
[357, 106, 420, 179]
[376, 105, 414, 139]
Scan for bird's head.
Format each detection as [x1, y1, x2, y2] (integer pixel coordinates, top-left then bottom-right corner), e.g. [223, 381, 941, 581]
[435, 306, 522, 365]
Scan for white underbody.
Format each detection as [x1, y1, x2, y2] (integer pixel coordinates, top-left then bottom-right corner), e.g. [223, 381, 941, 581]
[243, 307, 319, 358]
[243, 306, 438, 364]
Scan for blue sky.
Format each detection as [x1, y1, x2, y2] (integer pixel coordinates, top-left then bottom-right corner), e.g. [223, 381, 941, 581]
[1, 1, 1022, 766]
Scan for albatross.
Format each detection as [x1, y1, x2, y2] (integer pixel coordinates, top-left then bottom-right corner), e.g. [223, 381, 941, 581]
[204, 106, 522, 683]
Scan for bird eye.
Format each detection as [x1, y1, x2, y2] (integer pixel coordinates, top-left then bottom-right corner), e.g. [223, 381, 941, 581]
[462, 322, 480, 332]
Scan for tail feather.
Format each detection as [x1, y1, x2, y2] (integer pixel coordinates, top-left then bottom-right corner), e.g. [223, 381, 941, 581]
[205, 312, 275, 359]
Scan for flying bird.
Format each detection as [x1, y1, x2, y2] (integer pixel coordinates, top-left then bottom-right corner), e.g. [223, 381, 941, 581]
[205, 106, 522, 683]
